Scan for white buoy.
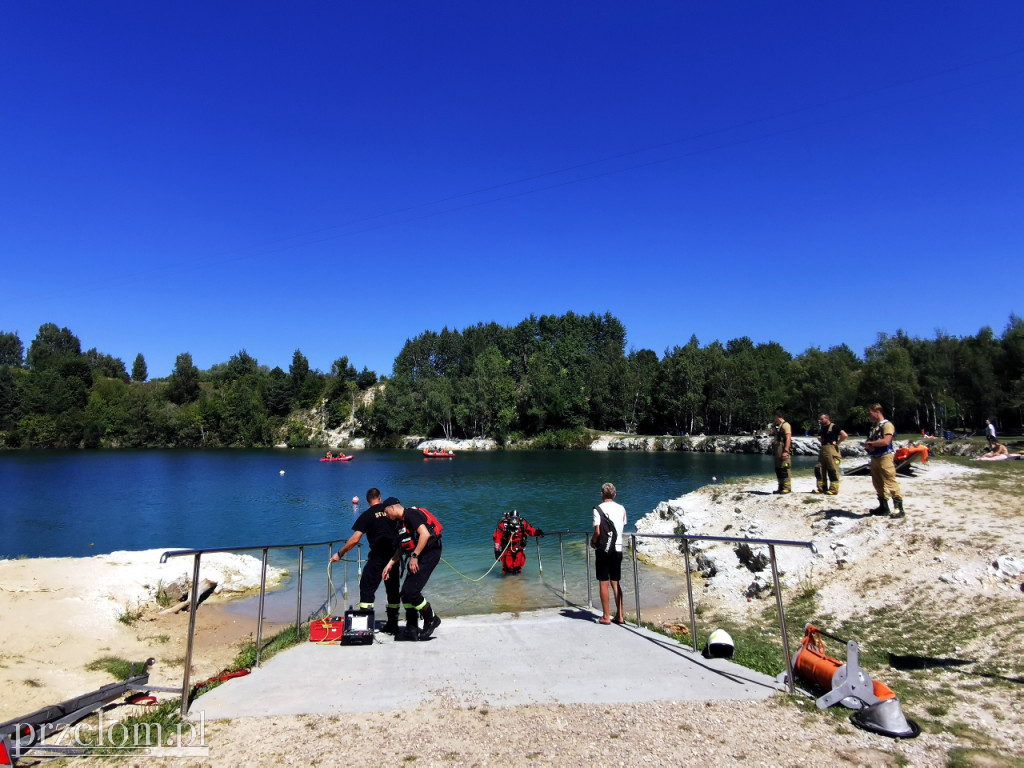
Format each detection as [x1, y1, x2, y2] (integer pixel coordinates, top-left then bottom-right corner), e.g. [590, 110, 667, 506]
[280, 470, 285, 475]
[712, 476, 717, 482]
[352, 496, 359, 505]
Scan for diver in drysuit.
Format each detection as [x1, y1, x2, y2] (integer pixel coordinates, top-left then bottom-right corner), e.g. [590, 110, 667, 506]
[493, 510, 544, 575]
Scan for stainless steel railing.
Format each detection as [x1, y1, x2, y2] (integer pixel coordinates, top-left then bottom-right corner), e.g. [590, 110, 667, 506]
[162, 529, 814, 716]
[160, 540, 365, 717]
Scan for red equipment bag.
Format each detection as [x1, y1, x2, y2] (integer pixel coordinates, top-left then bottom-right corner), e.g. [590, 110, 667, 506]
[309, 616, 344, 643]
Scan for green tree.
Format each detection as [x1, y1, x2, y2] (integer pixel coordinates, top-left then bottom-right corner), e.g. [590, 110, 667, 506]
[0, 366, 21, 430]
[85, 348, 128, 379]
[356, 366, 378, 390]
[422, 375, 455, 439]
[791, 344, 860, 430]
[166, 352, 200, 405]
[458, 346, 517, 438]
[616, 348, 660, 433]
[262, 367, 292, 417]
[657, 336, 707, 435]
[858, 333, 917, 425]
[131, 353, 148, 382]
[0, 331, 24, 366]
[226, 349, 259, 381]
[26, 323, 81, 370]
[18, 413, 58, 448]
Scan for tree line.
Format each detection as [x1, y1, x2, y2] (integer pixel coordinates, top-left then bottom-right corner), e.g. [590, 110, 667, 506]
[366, 312, 1024, 443]
[1, 313, 1021, 449]
[0, 323, 376, 448]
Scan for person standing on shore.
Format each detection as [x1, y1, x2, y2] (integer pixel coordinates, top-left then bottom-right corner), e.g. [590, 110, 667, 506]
[814, 413, 847, 495]
[986, 419, 997, 447]
[591, 482, 627, 625]
[382, 499, 443, 641]
[772, 410, 792, 494]
[330, 487, 403, 634]
[865, 404, 904, 517]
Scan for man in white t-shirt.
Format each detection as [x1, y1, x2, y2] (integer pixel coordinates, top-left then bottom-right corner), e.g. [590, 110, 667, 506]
[591, 482, 627, 625]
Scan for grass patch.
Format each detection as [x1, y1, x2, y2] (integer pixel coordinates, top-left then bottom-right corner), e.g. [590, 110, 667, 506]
[72, 699, 187, 754]
[85, 656, 150, 680]
[947, 747, 1024, 768]
[154, 579, 176, 608]
[116, 600, 146, 626]
[530, 427, 594, 450]
[22, 678, 42, 687]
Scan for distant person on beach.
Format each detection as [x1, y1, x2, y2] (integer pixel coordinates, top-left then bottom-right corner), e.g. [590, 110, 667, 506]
[772, 410, 792, 494]
[814, 413, 847, 495]
[382, 499, 443, 641]
[986, 419, 997, 447]
[493, 509, 544, 575]
[330, 487, 402, 634]
[979, 442, 1009, 460]
[591, 482, 627, 625]
[865, 404, 905, 518]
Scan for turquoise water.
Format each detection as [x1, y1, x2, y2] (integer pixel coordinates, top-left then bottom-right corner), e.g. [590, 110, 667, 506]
[1, 448, 812, 617]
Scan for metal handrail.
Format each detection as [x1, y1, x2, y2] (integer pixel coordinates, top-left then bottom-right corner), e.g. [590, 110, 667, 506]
[161, 528, 814, 716]
[539, 529, 815, 694]
[160, 540, 364, 716]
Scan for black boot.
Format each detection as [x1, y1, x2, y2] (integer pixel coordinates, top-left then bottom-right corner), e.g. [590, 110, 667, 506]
[404, 608, 420, 642]
[419, 603, 441, 640]
[382, 607, 401, 635]
[869, 498, 890, 516]
[892, 497, 905, 518]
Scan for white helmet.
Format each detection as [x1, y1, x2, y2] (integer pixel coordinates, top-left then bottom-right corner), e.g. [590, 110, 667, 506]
[706, 628, 735, 659]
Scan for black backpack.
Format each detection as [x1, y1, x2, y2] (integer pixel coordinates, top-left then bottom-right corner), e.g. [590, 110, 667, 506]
[591, 506, 618, 554]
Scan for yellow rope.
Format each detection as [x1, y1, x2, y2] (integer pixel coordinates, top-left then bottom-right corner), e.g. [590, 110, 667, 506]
[440, 538, 513, 582]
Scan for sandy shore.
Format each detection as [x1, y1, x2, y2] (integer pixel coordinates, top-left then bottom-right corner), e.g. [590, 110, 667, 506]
[3, 457, 1022, 765]
[0, 550, 288, 716]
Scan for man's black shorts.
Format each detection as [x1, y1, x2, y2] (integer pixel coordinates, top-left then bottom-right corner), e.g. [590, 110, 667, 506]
[595, 549, 623, 582]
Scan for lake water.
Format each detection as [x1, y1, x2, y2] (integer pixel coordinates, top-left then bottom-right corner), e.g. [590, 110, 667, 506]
[1, 448, 812, 618]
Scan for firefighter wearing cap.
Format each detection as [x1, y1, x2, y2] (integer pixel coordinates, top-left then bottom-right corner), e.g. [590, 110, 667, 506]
[330, 488, 403, 634]
[493, 510, 544, 575]
[381, 498, 443, 641]
[772, 409, 792, 494]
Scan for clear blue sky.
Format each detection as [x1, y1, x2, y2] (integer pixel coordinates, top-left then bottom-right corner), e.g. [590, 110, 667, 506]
[2, 3, 1022, 379]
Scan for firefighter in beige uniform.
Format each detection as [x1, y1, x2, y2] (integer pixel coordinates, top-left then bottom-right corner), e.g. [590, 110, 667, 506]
[865, 403, 904, 517]
[814, 413, 847, 495]
[772, 410, 792, 494]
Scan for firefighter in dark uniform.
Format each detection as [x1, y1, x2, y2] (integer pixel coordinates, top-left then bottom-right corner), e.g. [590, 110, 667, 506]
[330, 487, 402, 634]
[772, 409, 792, 494]
[493, 510, 544, 575]
[382, 498, 443, 641]
[814, 413, 848, 495]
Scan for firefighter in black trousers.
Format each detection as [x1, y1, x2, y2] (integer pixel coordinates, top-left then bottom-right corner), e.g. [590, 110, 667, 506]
[381, 498, 443, 641]
[330, 487, 403, 634]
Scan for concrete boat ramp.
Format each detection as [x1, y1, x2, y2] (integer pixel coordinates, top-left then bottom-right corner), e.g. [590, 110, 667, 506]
[195, 607, 782, 719]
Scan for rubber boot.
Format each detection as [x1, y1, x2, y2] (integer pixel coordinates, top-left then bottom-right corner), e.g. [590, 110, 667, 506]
[827, 480, 840, 496]
[869, 498, 890, 516]
[382, 607, 401, 635]
[892, 497, 905, 518]
[404, 608, 420, 642]
[418, 603, 441, 640]
[813, 467, 824, 493]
